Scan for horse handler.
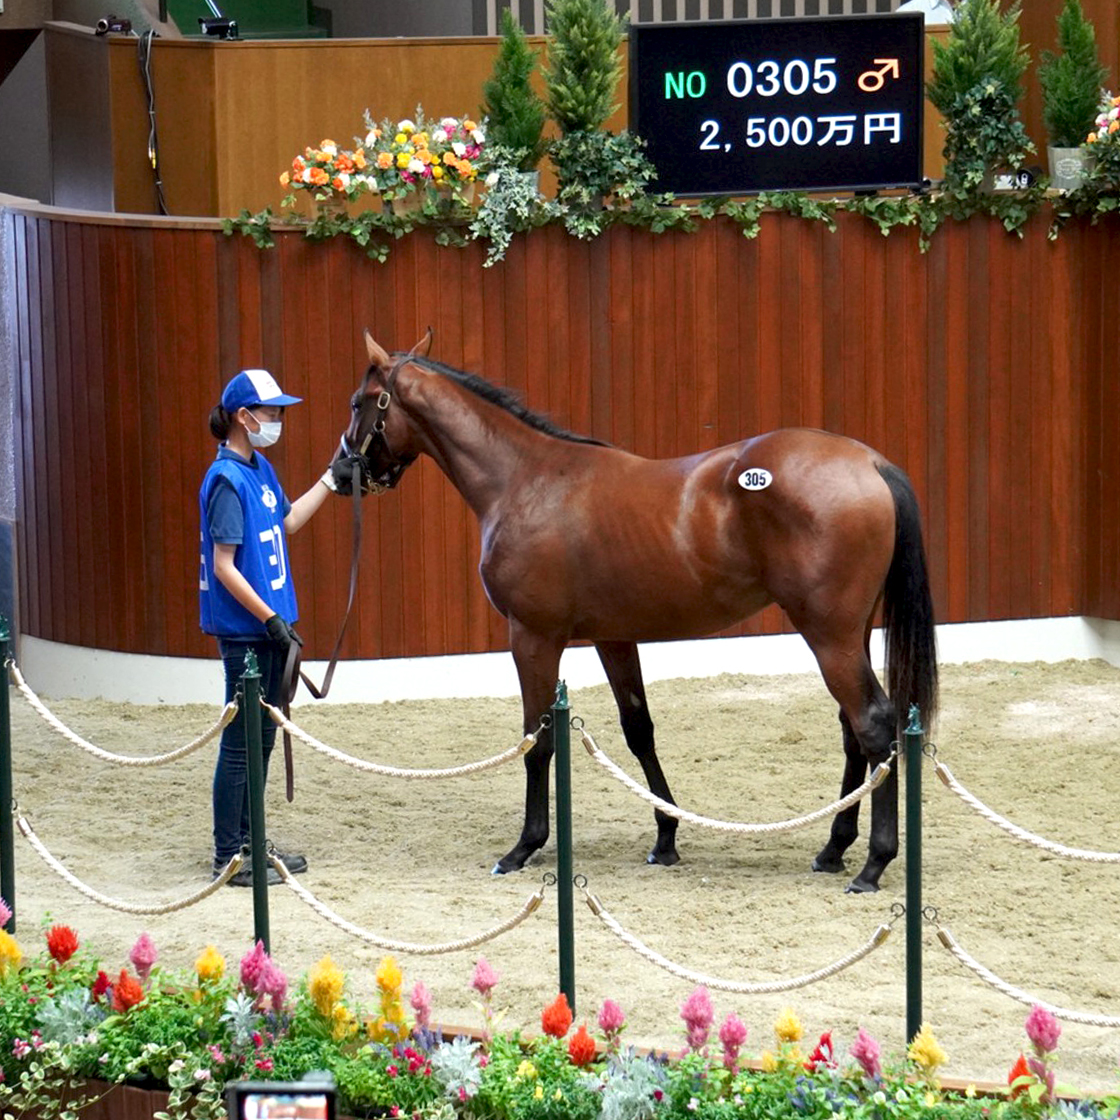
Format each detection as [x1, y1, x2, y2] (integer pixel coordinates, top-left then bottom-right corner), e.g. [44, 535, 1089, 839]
[199, 369, 336, 887]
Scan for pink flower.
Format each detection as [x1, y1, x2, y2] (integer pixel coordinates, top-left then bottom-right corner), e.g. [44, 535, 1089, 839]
[598, 999, 626, 1036]
[258, 959, 288, 1008]
[850, 1027, 882, 1080]
[680, 986, 714, 1052]
[1025, 1005, 1061, 1055]
[0, 898, 11, 927]
[254, 1058, 273, 1073]
[471, 957, 500, 997]
[240, 941, 270, 992]
[411, 980, 432, 1029]
[718, 1012, 748, 1071]
[129, 933, 158, 984]
[12, 1038, 31, 1060]
[208, 1045, 227, 1064]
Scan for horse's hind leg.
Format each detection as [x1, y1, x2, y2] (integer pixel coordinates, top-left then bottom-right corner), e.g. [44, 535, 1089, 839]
[806, 640, 899, 893]
[596, 641, 680, 867]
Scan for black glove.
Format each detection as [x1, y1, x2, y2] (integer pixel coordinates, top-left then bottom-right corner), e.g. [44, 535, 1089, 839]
[264, 613, 303, 650]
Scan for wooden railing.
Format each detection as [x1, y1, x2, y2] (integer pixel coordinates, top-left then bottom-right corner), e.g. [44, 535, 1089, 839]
[4, 198, 1117, 660]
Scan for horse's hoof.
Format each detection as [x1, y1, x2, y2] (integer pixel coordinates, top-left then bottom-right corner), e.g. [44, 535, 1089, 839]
[646, 849, 680, 867]
[811, 855, 846, 874]
[491, 856, 525, 875]
[844, 877, 880, 894]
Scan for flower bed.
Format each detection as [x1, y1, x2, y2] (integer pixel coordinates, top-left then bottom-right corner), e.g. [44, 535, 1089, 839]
[1, 906, 1117, 1120]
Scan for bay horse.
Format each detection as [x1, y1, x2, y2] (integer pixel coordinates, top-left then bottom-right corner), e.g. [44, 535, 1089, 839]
[331, 331, 937, 893]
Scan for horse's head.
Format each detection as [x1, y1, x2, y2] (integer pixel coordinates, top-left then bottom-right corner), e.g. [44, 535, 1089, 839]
[329, 329, 432, 496]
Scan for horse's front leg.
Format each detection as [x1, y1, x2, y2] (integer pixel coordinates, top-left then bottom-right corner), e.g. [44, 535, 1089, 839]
[492, 624, 566, 875]
[596, 640, 680, 867]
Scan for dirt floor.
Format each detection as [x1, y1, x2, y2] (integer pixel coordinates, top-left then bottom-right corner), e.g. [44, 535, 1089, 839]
[7, 659, 1120, 1091]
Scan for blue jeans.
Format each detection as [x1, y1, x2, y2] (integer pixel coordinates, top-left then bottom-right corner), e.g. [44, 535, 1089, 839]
[212, 639, 285, 864]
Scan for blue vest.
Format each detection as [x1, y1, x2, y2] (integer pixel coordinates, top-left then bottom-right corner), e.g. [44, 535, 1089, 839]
[199, 451, 299, 638]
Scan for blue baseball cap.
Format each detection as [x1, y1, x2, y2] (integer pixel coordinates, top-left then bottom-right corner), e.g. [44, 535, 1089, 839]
[221, 369, 302, 412]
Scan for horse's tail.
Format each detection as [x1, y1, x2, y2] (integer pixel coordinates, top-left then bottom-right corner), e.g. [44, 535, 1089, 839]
[877, 463, 938, 730]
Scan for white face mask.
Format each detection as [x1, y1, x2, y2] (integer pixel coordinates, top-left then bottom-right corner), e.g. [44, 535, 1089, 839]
[245, 411, 282, 448]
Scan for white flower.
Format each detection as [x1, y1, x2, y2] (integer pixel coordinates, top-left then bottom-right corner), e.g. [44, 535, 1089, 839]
[169, 1059, 186, 1074]
[364, 130, 379, 147]
[334, 172, 351, 189]
[320, 141, 338, 156]
[1110, 107, 1119, 121]
[397, 118, 416, 133]
[452, 142, 467, 157]
[356, 174, 379, 193]
[440, 116, 459, 130]
[194, 1069, 211, 1082]
[433, 128, 449, 144]
[408, 157, 425, 175]
[300, 167, 313, 184]
[471, 128, 486, 144]
[485, 171, 500, 187]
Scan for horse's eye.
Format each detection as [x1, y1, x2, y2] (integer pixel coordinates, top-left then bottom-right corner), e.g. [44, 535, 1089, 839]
[351, 398, 361, 413]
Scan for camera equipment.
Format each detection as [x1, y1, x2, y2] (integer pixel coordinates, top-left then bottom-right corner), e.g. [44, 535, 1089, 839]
[226, 1078, 336, 1120]
[198, 0, 238, 39]
[95, 15, 133, 34]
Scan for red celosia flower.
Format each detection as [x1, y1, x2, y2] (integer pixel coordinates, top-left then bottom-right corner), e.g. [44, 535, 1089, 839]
[541, 993, 573, 1038]
[91, 971, 111, 1002]
[46, 925, 79, 965]
[805, 1029, 837, 1072]
[568, 1024, 597, 1066]
[112, 968, 144, 1012]
[1008, 1053, 1032, 1098]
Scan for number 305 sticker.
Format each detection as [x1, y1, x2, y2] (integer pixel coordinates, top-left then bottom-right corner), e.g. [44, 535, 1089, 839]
[737, 468, 773, 491]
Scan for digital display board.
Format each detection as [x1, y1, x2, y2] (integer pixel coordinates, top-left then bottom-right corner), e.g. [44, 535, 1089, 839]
[629, 14, 925, 195]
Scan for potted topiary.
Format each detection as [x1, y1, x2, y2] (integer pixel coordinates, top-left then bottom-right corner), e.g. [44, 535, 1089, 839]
[481, 10, 549, 187]
[926, 0, 1033, 194]
[1037, 0, 1108, 191]
[542, 0, 654, 232]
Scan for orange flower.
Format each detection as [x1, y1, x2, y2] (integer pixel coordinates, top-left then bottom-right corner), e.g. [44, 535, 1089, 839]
[1008, 1053, 1032, 1098]
[336, 153, 355, 173]
[112, 968, 144, 1012]
[309, 168, 329, 186]
[568, 1023, 596, 1066]
[279, 171, 290, 186]
[353, 150, 367, 170]
[46, 924, 79, 964]
[1110, 120, 1119, 134]
[377, 151, 393, 170]
[541, 993, 573, 1038]
[292, 156, 306, 173]
[463, 119, 478, 131]
[331, 176, 345, 192]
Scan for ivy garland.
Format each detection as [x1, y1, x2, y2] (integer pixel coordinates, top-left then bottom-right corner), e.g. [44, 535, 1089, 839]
[222, 179, 1118, 263]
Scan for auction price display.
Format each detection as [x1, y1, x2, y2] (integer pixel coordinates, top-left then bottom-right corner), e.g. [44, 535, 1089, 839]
[629, 14, 925, 195]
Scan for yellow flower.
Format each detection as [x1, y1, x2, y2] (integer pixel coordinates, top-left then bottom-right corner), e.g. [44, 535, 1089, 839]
[375, 956, 402, 994]
[516, 1060, 537, 1080]
[907, 1023, 947, 1075]
[925, 1091, 940, 1107]
[533, 1084, 544, 1101]
[195, 945, 225, 983]
[396, 152, 411, 169]
[965, 1084, 977, 1099]
[394, 133, 408, 146]
[760, 1050, 777, 1073]
[331, 1003, 357, 1040]
[553, 1090, 563, 1101]
[0, 930, 22, 976]
[431, 165, 444, 180]
[309, 954, 345, 1018]
[775, 1007, 803, 1043]
[279, 171, 290, 187]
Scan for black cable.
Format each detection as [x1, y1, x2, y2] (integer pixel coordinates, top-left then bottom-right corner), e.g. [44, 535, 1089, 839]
[137, 30, 169, 215]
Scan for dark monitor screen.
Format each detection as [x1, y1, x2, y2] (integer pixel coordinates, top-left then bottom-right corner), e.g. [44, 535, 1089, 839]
[629, 13, 925, 195]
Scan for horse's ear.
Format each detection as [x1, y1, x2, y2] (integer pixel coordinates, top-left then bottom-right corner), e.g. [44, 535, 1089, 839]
[364, 329, 391, 369]
[410, 328, 433, 358]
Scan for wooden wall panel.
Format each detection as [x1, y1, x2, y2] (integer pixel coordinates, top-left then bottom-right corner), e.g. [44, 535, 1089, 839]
[7, 206, 1118, 667]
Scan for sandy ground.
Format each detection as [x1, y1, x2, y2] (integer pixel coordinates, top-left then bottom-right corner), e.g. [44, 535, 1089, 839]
[6, 659, 1120, 1091]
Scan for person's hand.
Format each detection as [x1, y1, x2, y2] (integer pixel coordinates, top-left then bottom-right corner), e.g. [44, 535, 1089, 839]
[264, 614, 303, 650]
[319, 467, 339, 493]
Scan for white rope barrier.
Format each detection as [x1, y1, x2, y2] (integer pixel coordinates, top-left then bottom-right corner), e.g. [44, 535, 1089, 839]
[262, 700, 536, 779]
[934, 924, 1120, 1028]
[270, 853, 545, 955]
[580, 728, 893, 834]
[9, 662, 238, 766]
[931, 756, 1120, 862]
[582, 885, 892, 993]
[16, 815, 244, 913]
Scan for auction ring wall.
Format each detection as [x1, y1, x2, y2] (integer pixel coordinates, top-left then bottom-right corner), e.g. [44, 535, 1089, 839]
[2, 197, 1118, 664]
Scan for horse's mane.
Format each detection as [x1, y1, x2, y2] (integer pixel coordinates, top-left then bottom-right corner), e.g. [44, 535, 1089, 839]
[404, 355, 611, 447]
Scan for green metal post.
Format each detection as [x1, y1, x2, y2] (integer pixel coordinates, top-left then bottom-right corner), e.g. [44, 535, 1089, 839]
[904, 703, 923, 1044]
[552, 681, 575, 1013]
[0, 617, 13, 933]
[242, 650, 270, 953]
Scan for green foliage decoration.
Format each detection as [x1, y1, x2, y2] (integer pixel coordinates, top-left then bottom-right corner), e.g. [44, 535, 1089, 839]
[482, 10, 549, 171]
[1038, 0, 1108, 149]
[542, 0, 624, 135]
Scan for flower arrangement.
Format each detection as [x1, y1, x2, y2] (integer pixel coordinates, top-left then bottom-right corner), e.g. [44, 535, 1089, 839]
[4, 906, 1119, 1120]
[1084, 91, 1120, 186]
[279, 139, 375, 207]
[362, 108, 486, 205]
